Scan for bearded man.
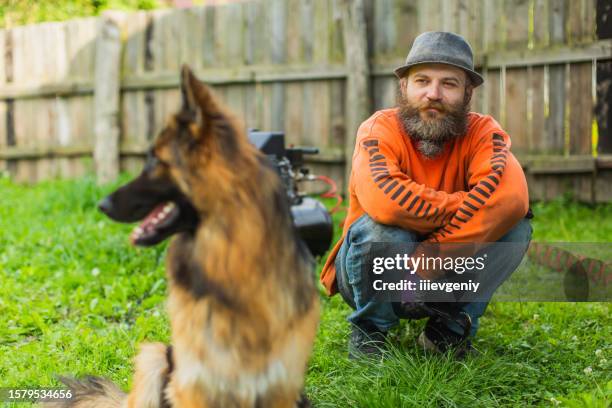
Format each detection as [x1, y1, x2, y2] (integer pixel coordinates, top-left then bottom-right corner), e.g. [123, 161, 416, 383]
[320, 32, 533, 358]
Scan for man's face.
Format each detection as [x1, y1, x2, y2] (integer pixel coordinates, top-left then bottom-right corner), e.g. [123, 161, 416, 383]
[397, 63, 472, 158]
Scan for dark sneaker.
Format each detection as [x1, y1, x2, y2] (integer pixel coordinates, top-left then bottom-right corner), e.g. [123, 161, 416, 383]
[348, 320, 388, 360]
[417, 314, 478, 359]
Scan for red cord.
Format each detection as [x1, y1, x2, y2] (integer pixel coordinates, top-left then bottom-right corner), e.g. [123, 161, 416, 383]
[315, 175, 344, 214]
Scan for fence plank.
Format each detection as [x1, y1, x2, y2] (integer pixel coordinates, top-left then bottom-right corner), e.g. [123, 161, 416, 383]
[417, 0, 443, 33]
[286, 0, 302, 64]
[245, 1, 263, 65]
[505, 67, 529, 153]
[583, 0, 597, 42]
[0, 30, 5, 85]
[299, 0, 316, 147]
[549, 0, 567, 45]
[546, 65, 566, 154]
[504, 0, 530, 50]
[568, 0, 596, 45]
[529, 66, 547, 153]
[373, 0, 394, 58]
[596, 61, 612, 154]
[342, 0, 371, 186]
[284, 82, 303, 145]
[484, 69, 501, 120]
[569, 62, 593, 154]
[464, 0, 483, 52]
[202, 6, 216, 67]
[483, 0, 505, 51]
[533, 0, 550, 47]
[393, 0, 418, 57]
[93, 14, 122, 184]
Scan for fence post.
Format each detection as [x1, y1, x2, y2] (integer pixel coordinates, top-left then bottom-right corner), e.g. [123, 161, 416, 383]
[93, 13, 122, 185]
[341, 0, 371, 192]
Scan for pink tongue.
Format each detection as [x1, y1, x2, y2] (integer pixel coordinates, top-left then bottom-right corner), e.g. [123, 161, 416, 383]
[140, 202, 168, 230]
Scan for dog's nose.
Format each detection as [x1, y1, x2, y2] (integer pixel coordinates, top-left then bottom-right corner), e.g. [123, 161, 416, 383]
[98, 196, 114, 215]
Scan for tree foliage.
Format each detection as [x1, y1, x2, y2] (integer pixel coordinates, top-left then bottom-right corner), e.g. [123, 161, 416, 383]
[0, 0, 163, 28]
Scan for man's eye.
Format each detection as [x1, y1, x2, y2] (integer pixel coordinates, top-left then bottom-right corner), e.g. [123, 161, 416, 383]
[415, 79, 427, 84]
[444, 82, 458, 88]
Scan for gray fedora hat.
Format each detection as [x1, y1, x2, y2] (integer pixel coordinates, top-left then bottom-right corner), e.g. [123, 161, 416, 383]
[394, 31, 484, 87]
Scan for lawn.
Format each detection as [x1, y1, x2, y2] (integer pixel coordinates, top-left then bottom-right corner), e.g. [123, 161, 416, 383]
[0, 175, 610, 407]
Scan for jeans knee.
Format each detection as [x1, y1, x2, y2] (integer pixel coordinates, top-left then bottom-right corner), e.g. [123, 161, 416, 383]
[348, 214, 419, 245]
[498, 218, 532, 244]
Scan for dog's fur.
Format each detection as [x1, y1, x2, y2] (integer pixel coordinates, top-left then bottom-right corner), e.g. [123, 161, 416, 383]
[49, 66, 320, 408]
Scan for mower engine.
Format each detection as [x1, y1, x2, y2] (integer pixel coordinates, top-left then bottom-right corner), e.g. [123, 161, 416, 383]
[248, 130, 334, 257]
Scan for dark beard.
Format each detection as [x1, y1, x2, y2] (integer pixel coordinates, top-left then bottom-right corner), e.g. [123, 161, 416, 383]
[397, 90, 470, 159]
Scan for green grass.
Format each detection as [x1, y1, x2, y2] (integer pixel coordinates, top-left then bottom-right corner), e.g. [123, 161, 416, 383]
[0, 176, 610, 407]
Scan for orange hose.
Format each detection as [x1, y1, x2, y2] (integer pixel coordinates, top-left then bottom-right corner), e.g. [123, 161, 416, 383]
[314, 175, 344, 214]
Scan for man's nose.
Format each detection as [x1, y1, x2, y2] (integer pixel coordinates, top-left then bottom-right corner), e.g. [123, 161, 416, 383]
[425, 84, 442, 101]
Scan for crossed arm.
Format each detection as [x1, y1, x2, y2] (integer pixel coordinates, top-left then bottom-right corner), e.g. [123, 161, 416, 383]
[352, 117, 528, 244]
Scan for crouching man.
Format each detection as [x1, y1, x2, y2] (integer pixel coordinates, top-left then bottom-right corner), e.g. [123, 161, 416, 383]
[320, 32, 532, 358]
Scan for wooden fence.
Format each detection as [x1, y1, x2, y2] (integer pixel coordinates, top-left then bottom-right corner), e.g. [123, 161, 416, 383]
[0, 0, 611, 202]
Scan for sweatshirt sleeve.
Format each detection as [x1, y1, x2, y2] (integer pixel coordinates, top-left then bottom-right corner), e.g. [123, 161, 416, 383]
[352, 115, 466, 234]
[426, 129, 529, 243]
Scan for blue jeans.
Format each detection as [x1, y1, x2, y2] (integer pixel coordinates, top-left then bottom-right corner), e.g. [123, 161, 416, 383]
[335, 214, 532, 336]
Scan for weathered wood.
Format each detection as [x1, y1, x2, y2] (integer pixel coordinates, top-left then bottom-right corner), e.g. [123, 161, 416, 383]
[373, 0, 394, 59]
[533, 0, 550, 47]
[0, 30, 6, 85]
[202, 5, 216, 67]
[478, 0, 506, 51]
[595, 169, 612, 202]
[2, 38, 611, 99]
[505, 68, 529, 153]
[330, 0, 345, 63]
[484, 69, 501, 119]
[479, 39, 612, 68]
[284, 82, 303, 145]
[0, 80, 94, 100]
[93, 13, 122, 184]
[520, 154, 596, 173]
[312, 0, 330, 64]
[504, 0, 530, 50]
[336, 39, 612, 76]
[341, 0, 370, 189]
[417, 0, 443, 33]
[309, 81, 332, 147]
[569, 63, 594, 155]
[549, 0, 567, 45]
[269, 0, 287, 64]
[0, 145, 92, 160]
[595, 61, 612, 154]
[546, 64, 566, 154]
[329, 79, 346, 149]
[528, 66, 547, 153]
[394, 0, 419, 57]
[464, 0, 483, 52]
[372, 76, 397, 111]
[300, 0, 314, 63]
[286, 0, 302, 64]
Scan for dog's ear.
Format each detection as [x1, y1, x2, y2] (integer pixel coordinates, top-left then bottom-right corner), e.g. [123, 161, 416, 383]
[177, 65, 237, 155]
[179, 65, 199, 122]
[178, 64, 222, 126]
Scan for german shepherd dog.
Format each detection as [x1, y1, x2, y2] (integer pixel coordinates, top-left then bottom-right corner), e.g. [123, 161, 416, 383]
[50, 66, 320, 408]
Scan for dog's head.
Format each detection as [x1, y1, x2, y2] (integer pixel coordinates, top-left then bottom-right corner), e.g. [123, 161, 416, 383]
[99, 65, 257, 246]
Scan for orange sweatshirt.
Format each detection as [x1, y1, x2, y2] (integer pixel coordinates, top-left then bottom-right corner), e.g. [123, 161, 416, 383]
[320, 108, 529, 295]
